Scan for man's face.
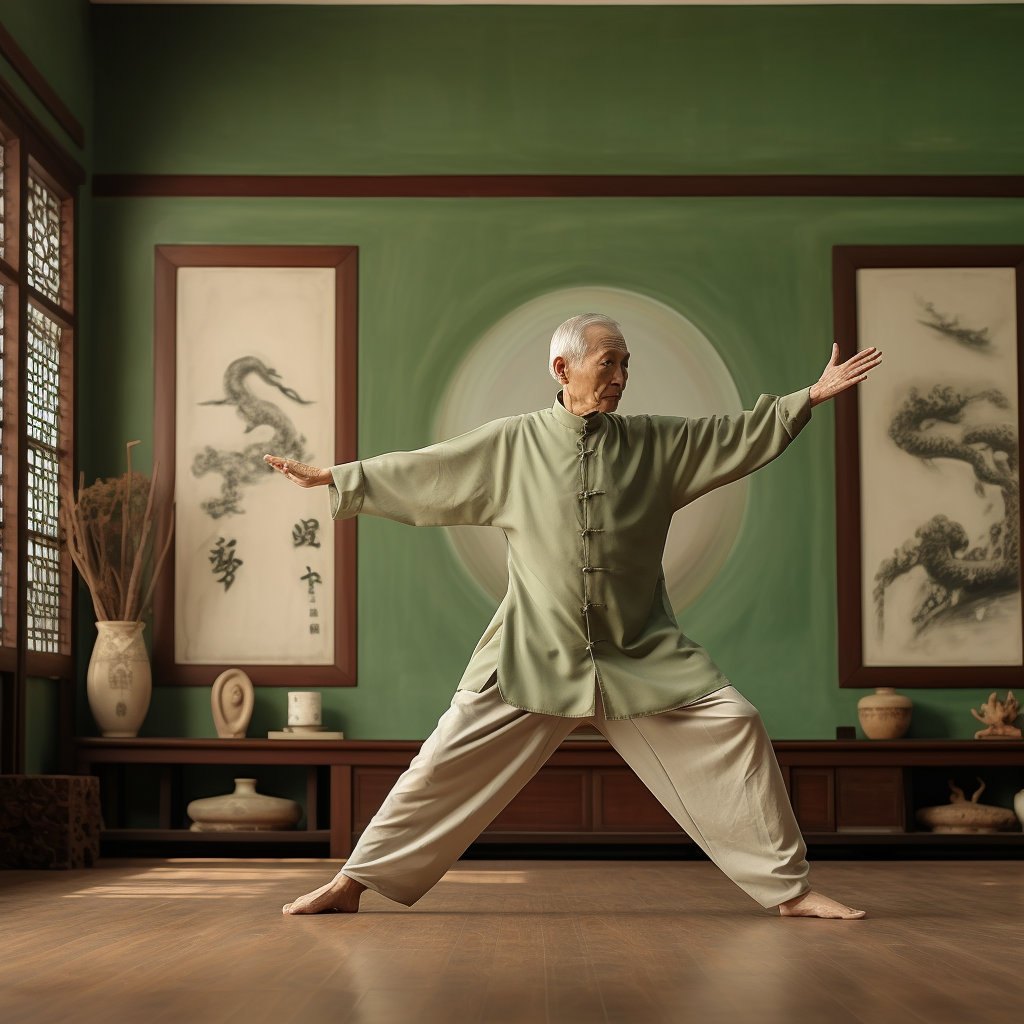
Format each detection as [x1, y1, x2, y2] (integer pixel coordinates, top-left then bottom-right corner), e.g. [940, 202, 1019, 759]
[565, 327, 630, 413]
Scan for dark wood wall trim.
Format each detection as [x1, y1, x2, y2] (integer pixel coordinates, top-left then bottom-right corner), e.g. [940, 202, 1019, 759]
[93, 174, 1024, 200]
[0, 21, 85, 150]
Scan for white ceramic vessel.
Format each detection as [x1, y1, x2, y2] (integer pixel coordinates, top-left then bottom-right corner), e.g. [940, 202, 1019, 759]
[1014, 789, 1024, 830]
[187, 778, 302, 832]
[86, 621, 152, 738]
[288, 691, 322, 727]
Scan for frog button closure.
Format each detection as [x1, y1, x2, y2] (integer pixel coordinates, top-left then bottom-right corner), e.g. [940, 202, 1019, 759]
[576, 424, 607, 659]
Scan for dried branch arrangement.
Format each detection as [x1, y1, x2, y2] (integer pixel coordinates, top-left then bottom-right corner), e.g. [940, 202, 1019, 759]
[59, 440, 176, 622]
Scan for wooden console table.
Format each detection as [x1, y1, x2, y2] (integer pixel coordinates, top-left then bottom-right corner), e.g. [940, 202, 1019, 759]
[76, 737, 1024, 858]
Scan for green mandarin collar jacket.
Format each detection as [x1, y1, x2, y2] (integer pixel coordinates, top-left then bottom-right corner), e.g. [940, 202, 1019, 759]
[329, 388, 812, 719]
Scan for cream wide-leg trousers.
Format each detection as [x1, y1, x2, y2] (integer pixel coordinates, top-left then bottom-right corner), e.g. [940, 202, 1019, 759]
[341, 678, 810, 909]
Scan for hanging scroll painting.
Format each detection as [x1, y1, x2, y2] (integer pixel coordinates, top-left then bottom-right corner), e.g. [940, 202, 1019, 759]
[153, 247, 357, 686]
[833, 246, 1024, 688]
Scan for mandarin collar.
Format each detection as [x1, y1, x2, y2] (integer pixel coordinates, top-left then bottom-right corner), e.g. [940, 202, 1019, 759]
[551, 391, 605, 432]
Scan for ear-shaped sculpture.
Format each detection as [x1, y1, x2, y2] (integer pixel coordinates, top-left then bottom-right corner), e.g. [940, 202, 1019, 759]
[211, 668, 255, 739]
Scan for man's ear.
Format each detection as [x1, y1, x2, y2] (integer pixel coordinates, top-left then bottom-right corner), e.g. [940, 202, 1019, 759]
[552, 356, 568, 384]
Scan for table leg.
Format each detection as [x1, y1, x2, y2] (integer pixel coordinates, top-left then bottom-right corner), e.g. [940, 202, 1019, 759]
[159, 765, 184, 829]
[329, 765, 352, 858]
[99, 764, 121, 830]
[306, 766, 318, 832]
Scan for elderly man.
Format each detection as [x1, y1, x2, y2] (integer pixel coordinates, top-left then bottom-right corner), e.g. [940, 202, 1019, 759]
[267, 313, 881, 920]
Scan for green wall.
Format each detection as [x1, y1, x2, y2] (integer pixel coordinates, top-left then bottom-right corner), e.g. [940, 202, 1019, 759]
[94, 4, 1024, 175]
[0, 0, 91, 155]
[82, 5, 1024, 743]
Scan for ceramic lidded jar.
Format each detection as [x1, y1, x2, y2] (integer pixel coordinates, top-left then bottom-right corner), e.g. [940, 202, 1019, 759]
[86, 621, 152, 738]
[857, 687, 913, 739]
[187, 778, 302, 832]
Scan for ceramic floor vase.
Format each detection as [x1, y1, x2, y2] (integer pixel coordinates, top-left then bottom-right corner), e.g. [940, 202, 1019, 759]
[857, 687, 913, 739]
[86, 621, 151, 738]
[187, 778, 302, 832]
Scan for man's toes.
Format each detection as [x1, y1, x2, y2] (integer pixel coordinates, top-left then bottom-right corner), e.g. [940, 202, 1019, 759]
[282, 903, 293, 914]
[827, 906, 865, 919]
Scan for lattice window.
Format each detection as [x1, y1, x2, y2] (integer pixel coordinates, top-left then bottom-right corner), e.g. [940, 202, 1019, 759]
[0, 284, 4, 637]
[26, 306, 64, 652]
[26, 306, 60, 447]
[0, 141, 5, 260]
[0, 97, 78, 774]
[27, 446, 59, 539]
[26, 539, 60, 654]
[26, 172, 61, 302]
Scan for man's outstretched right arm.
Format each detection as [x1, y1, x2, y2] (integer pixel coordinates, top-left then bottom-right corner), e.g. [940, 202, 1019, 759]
[266, 417, 511, 529]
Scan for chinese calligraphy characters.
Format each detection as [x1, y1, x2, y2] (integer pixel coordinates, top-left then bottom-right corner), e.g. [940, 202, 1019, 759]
[302, 566, 323, 634]
[292, 518, 321, 548]
[210, 538, 242, 590]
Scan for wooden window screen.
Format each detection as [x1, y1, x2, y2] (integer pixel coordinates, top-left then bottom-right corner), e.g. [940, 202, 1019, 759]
[0, 79, 83, 774]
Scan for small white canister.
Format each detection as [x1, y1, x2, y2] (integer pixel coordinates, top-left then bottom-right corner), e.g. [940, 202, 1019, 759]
[288, 691, 322, 728]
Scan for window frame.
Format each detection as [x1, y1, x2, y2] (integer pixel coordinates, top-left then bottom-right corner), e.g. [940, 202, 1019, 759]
[0, 76, 83, 774]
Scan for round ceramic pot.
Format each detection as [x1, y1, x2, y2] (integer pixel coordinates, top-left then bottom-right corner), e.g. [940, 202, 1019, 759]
[916, 802, 1019, 834]
[86, 620, 151, 738]
[1014, 789, 1024, 830]
[857, 687, 913, 740]
[187, 778, 302, 832]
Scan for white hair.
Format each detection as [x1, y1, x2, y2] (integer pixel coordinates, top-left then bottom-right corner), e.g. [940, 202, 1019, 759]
[548, 313, 624, 382]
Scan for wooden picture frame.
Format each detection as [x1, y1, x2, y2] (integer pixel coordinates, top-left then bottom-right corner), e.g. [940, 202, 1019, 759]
[152, 245, 358, 687]
[834, 245, 1024, 688]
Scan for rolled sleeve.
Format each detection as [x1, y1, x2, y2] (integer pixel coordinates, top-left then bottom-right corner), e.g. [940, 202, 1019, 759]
[776, 387, 812, 440]
[328, 462, 365, 521]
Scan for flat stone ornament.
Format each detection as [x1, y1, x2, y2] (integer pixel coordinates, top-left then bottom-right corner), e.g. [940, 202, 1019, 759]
[268, 728, 345, 740]
[211, 668, 255, 739]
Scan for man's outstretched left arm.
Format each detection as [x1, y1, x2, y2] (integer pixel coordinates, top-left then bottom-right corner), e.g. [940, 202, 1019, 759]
[665, 344, 881, 509]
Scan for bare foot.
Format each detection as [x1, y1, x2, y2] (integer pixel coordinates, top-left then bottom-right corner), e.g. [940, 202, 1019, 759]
[282, 874, 366, 915]
[779, 890, 866, 919]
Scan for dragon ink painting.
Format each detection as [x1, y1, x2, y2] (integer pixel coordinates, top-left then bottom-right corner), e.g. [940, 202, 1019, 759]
[858, 267, 1022, 668]
[192, 356, 313, 519]
[172, 264, 336, 667]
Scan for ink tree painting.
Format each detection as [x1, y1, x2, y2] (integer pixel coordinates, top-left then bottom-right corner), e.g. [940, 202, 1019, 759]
[835, 249, 1024, 688]
[873, 382, 1018, 644]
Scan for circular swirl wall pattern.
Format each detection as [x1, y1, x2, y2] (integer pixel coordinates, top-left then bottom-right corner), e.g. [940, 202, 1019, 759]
[437, 286, 747, 612]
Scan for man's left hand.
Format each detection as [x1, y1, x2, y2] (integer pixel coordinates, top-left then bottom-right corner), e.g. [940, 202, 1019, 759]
[808, 344, 882, 407]
[264, 454, 333, 487]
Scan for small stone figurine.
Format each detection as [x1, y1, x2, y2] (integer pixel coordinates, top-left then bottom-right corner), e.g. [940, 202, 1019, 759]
[971, 691, 1021, 740]
[211, 669, 255, 739]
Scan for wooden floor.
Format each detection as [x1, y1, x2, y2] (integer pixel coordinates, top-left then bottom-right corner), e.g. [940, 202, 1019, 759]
[2, 858, 1023, 1024]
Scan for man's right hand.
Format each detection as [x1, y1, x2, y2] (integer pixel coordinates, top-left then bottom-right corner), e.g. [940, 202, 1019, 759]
[264, 454, 333, 488]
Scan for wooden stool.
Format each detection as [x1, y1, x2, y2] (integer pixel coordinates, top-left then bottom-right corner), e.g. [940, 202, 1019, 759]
[0, 775, 101, 869]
